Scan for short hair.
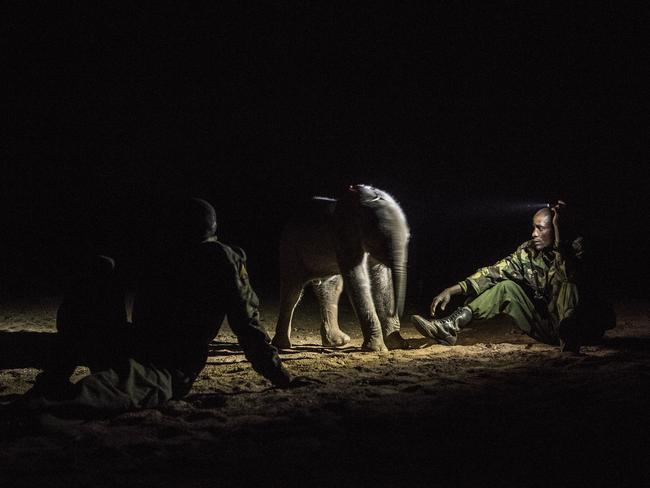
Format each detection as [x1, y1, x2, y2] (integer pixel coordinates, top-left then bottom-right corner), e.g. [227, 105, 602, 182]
[534, 207, 552, 221]
[171, 197, 218, 241]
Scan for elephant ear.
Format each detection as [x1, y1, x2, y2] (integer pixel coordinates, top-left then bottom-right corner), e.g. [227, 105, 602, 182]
[335, 184, 409, 317]
[360, 193, 409, 317]
[357, 190, 410, 318]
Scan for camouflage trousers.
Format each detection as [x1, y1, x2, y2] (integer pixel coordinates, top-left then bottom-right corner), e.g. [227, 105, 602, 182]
[465, 280, 614, 345]
[28, 357, 179, 418]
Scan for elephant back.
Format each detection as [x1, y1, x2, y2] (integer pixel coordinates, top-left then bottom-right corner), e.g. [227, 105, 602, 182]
[286, 196, 337, 226]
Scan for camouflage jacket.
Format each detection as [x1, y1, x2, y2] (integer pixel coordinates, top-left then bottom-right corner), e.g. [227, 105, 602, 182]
[458, 237, 584, 303]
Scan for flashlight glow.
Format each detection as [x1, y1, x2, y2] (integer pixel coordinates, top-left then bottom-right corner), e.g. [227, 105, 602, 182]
[503, 201, 551, 212]
[448, 199, 552, 217]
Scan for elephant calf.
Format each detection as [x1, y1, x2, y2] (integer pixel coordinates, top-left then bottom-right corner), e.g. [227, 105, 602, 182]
[271, 184, 410, 352]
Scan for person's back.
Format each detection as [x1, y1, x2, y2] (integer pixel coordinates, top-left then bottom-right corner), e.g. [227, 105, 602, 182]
[132, 196, 294, 387]
[132, 237, 239, 379]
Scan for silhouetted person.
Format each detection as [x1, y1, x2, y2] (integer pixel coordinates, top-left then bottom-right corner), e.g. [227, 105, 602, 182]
[29, 255, 131, 394]
[411, 201, 616, 353]
[22, 197, 313, 418]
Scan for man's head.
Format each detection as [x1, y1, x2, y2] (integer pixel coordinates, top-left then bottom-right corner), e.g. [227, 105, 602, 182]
[171, 197, 218, 242]
[531, 207, 554, 250]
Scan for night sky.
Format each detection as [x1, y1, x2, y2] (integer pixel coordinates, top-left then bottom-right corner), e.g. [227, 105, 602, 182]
[3, 3, 648, 303]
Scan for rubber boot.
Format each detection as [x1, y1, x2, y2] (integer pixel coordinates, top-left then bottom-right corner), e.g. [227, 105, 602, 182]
[410, 306, 473, 346]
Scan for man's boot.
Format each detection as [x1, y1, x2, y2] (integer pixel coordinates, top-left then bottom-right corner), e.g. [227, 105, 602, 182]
[558, 316, 581, 354]
[410, 306, 473, 346]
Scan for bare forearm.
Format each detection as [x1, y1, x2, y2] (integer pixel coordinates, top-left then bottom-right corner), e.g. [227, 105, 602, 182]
[446, 284, 463, 296]
[431, 283, 465, 316]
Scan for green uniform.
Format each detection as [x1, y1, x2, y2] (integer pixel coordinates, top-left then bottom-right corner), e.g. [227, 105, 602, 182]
[30, 238, 291, 417]
[457, 237, 615, 344]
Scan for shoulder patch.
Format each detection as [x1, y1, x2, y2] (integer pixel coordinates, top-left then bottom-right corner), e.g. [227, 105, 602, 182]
[230, 245, 247, 262]
[239, 262, 249, 280]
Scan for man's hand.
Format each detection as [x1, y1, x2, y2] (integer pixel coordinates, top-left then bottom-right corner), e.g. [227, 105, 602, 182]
[430, 288, 452, 316]
[551, 200, 566, 247]
[430, 284, 463, 317]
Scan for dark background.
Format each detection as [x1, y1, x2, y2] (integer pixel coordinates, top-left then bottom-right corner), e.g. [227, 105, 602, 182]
[3, 3, 648, 304]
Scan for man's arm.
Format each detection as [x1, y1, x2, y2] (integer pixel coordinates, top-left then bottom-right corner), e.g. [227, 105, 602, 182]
[459, 248, 528, 298]
[430, 245, 533, 316]
[221, 247, 293, 387]
[222, 246, 320, 389]
[550, 201, 582, 280]
[430, 284, 464, 316]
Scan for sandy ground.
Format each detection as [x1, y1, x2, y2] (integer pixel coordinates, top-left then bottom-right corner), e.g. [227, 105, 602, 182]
[1, 293, 648, 487]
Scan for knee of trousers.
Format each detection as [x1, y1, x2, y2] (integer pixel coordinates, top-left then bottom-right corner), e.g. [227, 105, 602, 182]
[491, 280, 526, 297]
[489, 281, 533, 315]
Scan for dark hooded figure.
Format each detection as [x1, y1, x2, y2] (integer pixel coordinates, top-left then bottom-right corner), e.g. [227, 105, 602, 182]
[22, 197, 312, 418]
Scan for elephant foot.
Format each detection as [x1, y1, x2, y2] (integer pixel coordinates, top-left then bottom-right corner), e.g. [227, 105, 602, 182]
[321, 329, 351, 348]
[384, 331, 411, 350]
[271, 335, 292, 350]
[361, 337, 388, 352]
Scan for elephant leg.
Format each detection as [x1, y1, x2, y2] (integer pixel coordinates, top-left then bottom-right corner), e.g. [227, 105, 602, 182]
[272, 279, 305, 349]
[341, 255, 387, 352]
[369, 261, 410, 350]
[311, 275, 351, 347]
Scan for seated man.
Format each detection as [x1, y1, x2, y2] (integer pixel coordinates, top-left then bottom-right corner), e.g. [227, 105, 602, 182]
[23, 197, 314, 417]
[411, 201, 616, 353]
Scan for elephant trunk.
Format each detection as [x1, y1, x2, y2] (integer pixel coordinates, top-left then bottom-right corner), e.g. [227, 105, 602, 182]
[390, 249, 408, 317]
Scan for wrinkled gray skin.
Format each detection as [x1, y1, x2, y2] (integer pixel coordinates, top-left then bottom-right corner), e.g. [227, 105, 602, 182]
[271, 184, 410, 352]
